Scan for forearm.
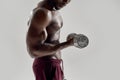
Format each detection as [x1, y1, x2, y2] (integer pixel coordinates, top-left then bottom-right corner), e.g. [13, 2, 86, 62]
[32, 41, 72, 58]
[53, 41, 71, 51]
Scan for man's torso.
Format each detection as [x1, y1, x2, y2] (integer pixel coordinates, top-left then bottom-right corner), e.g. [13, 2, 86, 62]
[28, 7, 63, 59]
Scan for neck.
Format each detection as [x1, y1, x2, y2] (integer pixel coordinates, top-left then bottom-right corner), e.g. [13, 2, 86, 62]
[38, 0, 56, 11]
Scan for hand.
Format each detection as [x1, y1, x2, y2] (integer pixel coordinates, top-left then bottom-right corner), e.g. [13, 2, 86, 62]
[66, 33, 77, 46]
[66, 38, 74, 46]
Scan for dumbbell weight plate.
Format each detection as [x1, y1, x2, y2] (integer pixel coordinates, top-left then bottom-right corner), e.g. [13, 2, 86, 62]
[74, 34, 89, 48]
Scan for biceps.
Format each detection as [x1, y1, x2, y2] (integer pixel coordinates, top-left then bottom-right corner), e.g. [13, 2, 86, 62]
[27, 30, 47, 50]
[35, 32, 48, 48]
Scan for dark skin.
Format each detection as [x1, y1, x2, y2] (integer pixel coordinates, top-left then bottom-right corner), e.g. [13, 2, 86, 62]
[26, 0, 73, 59]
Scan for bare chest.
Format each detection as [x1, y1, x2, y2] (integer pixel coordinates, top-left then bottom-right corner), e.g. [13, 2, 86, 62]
[46, 11, 63, 34]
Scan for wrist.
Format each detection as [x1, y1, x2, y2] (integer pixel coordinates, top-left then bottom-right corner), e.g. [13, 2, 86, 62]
[66, 39, 74, 46]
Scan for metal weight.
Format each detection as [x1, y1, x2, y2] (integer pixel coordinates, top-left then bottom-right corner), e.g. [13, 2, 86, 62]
[67, 33, 89, 48]
[74, 34, 89, 48]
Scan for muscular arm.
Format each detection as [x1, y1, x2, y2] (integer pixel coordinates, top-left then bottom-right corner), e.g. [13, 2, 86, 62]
[26, 8, 73, 58]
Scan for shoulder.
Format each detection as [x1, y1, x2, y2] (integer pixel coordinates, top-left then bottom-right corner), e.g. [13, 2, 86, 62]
[32, 8, 52, 19]
[28, 7, 52, 28]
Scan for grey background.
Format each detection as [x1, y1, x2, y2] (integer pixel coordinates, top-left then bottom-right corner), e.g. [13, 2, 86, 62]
[0, 0, 120, 80]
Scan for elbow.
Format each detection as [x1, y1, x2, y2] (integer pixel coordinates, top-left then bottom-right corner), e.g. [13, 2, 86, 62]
[26, 46, 37, 58]
[31, 51, 43, 58]
[29, 46, 57, 58]
[27, 50, 42, 58]
[28, 52, 38, 58]
[30, 54, 38, 58]
[31, 51, 51, 58]
[32, 50, 56, 58]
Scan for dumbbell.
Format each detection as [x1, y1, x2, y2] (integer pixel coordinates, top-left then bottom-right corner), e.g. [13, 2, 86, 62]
[67, 33, 89, 48]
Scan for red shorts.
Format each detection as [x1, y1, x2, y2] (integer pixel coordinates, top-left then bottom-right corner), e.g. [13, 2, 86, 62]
[33, 57, 64, 80]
